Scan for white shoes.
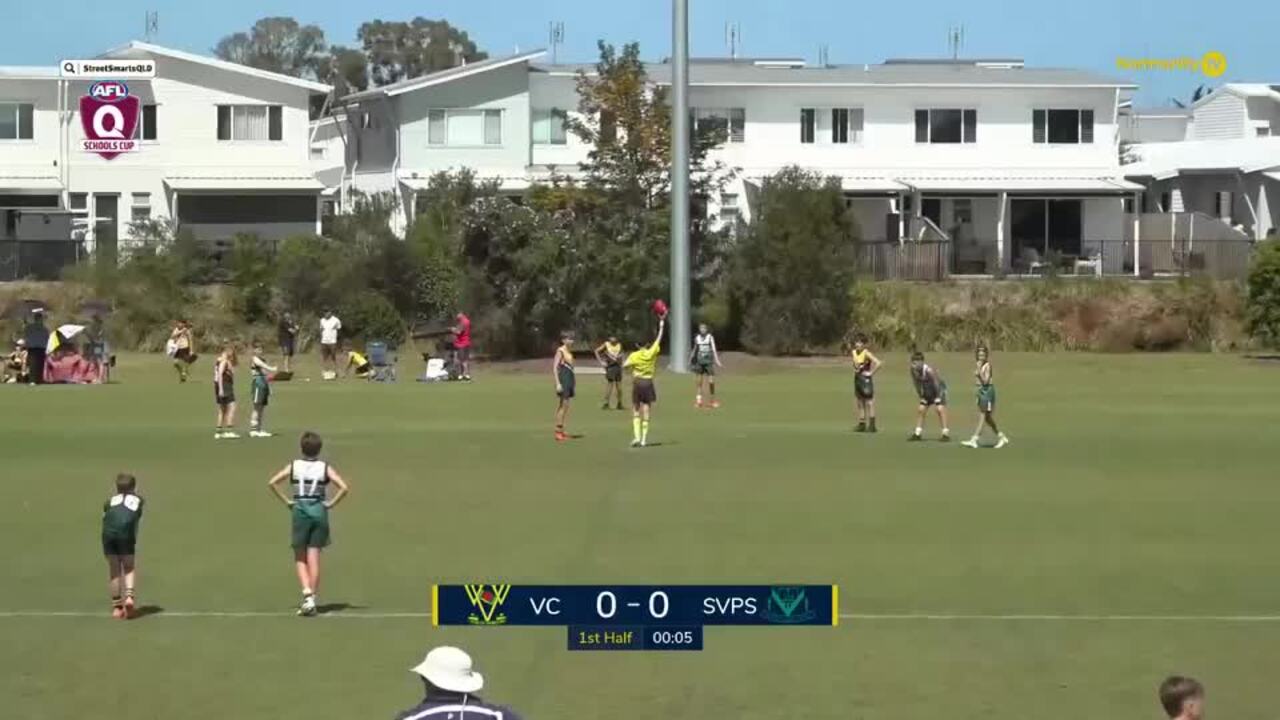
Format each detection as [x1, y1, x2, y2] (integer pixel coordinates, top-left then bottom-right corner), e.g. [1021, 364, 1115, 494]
[250, 430, 274, 438]
[995, 434, 1010, 449]
[961, 438, 980, 448]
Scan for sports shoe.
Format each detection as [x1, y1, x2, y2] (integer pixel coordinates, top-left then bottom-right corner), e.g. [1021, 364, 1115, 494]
[555, 431, 568, 442]
[615, 404, 625, 411]
[250, 430, 274, 438]
[214, 431, 225, 440]
[601, 403, 610, 410]
[868, 421, 878, 433]
[961, 438, 979, 449]
[123, 597, 136, 619]
[710, 400, 721, 409]
[995, 434, 1010, 449]
[630, 439, 641, 448]
[907, 434, 923, 442]
[111, 606, 125, 620]
[298, 596, 318, 617]
[222, 431, 241, 439]
[855, 422, 866, 433]
[939, 434, 951, 443]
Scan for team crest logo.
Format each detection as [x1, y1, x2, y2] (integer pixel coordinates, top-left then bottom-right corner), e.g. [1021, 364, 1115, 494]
[465, 584, 511, 625]
[763, 586, 816, 624]
[80, 80, 140, 160]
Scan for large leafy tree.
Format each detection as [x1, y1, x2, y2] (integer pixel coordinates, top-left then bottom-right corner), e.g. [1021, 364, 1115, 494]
[213, 17, 329, 79]
[316, 46, 369, 96]
[358, 18, 488, 87]
[729, 166, 859, 354]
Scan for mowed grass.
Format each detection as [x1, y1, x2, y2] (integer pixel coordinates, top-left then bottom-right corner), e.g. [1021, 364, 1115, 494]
[2, 351, 1279, 720]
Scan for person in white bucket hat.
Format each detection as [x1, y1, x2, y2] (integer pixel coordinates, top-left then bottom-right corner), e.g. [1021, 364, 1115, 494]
[396, 646, 523, 720]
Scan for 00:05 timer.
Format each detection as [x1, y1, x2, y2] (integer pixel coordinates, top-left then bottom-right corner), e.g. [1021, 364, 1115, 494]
[650, 630, 695, 645]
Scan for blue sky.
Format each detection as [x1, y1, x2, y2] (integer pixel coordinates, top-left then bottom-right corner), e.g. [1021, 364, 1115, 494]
[7, 0, 1275, 105]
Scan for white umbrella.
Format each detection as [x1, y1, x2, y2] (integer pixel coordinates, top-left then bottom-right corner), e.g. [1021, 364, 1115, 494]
[48, 324, 86, 351]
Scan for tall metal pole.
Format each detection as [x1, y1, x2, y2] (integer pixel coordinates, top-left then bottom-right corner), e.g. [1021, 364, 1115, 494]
[669, 0, 691, 373]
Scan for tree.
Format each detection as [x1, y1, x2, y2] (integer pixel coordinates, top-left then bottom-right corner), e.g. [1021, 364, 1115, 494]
[358, 18, 488, 87]
[564, 41, 729, 208]
[317, 46, 369, 96]
[1246, 239, 1280, 347]
[728, 166, 859, 354]
[213, 17, 328, 79]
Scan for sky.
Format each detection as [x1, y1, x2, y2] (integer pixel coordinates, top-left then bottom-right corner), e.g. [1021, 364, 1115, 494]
[6, 0, 1277, 105]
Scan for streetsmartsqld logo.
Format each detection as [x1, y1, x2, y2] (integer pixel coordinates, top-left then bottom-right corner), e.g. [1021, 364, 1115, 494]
[80, 80, 140, 160]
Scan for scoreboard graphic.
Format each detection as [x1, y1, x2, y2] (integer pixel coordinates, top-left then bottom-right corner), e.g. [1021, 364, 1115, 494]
[433, 584, 839, 651]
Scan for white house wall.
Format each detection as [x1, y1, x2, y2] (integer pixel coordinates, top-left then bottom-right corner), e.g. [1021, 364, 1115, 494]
[1192, 92, 1247, 139]
[0, 78, 60, 175]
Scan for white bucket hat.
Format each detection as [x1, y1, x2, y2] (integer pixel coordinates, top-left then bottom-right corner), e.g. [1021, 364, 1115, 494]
[410, 646, 484, 694]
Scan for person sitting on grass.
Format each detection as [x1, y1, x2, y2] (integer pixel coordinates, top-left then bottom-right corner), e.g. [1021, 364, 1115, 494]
[249, 344, 278, 438]
[593, 335, 625, 410]
[267, 431, 351, 617]
[553, 331, 576, 442]
[344, 346, 372, 379]
[213, 344, 239, 440]
[1159, 676, 1204, 720]
[4, 339, 27, 384]
[101, 473, 144, 620]
[962, 344, 1010, 449]
[908, 350, 950, 442]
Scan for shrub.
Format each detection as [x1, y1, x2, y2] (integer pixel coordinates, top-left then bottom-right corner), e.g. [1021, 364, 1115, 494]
[343, 292, 407, 347]
[1245, 240, 1280, 347]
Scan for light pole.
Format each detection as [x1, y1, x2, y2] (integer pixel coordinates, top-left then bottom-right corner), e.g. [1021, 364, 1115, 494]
[669, 0, 691, 372]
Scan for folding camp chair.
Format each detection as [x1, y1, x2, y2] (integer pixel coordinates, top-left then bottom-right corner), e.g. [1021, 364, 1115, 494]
[366, 341, 397, 382]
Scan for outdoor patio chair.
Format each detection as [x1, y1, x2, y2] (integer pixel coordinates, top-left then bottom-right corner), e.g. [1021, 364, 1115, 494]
[366, 341, 397, 382]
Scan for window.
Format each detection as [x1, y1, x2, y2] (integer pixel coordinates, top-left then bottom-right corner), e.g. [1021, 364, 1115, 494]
[915, 108, 976, 143]
[599, 110, 617, 145]
[532, 108, 567, 145]
[800, 108, 816, 143]
[69, 193, 88, 211]
[1159, 191, 1172, 212]
[0, 102, 34, 140]
[830, 108, 864, 144]
[1123, 196, 1135, 213]
[133, 104, 157, 141]
[1216, 191, 1233, 220]
[130, 192, 151, 224]
[693, 108, 745, 143]
[953, 198, 974, 225]
[1033, 109, 1094, 144]
[360, 111, 378, 130]
[426, 109, 503, 146]
[1258, 127, 1272, 138]
[720, 192, 739, 219]
[216, 105, 283, 141]
[177, 195, 315, 224]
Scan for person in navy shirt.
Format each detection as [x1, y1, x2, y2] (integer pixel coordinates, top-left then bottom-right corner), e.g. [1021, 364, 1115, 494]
[396, 647, 523, 720]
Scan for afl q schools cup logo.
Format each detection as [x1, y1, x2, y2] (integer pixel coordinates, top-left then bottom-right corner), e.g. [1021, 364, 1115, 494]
[80, 80, 140, 160]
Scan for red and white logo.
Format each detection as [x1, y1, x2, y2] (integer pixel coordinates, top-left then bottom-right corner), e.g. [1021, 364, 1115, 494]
[80, 81, 139, 160]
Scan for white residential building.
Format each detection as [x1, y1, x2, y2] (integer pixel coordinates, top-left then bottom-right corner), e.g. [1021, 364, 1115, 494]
[0, 41, 330, 261]
[337, 52, 1142, 274]
[1124, 84, 1280, 240]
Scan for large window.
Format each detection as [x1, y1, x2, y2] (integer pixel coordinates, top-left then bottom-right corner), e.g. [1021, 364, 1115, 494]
[915, 108, 976, 143]
[800, 108, 816, 143]
[531, 108, 567, 145]
[177, 195, 315, 224]
[133, 104, 157, 141]
[1033, 109, 1094, 144]
[0, 102, 34, 140]
[216, 105, 282, 141]
[694, 108, 745, 143]
[428, 109, 503, 146]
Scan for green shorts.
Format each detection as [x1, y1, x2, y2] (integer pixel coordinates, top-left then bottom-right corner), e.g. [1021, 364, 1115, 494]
[102, 534, 137, 556]
[978, 384, 996, 412]
[291, 500, 330, 549]
[252, 375, 270, 407]
[693, 359, 714, 376]
[854, 374, 874, 400]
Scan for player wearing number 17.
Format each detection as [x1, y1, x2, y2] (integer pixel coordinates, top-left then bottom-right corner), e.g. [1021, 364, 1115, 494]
[267, 432, 351, 617]
[624, 309, 665, 447]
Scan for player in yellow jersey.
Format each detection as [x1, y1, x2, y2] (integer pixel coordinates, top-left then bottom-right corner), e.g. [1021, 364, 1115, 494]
[850, 334, 882, 433]
[593, 335, 625, 410]
[623, 315, 665, 447]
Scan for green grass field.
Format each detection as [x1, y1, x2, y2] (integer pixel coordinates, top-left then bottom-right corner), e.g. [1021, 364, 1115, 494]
[2, 351, 1278, 719]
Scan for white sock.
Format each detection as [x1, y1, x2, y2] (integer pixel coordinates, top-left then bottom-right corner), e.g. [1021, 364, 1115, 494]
[914, 427, 922, 436]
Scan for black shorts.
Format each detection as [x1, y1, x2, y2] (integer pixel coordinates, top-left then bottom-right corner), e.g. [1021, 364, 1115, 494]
[455, 346, 471, 364]
[557, 367, 576, 399]
[855, 374, 874, 400]
[693, 360, 715, 376]
[605, 364, 622, 382]
[632, 378, 657, 406]
[280, 339, 295, 357]
[102, 535, 136, 556]
[174, 348, 193, 363]
[321, 343, 338, 361]
[354, 363, 372, 376]
[214, 382, 235, 406]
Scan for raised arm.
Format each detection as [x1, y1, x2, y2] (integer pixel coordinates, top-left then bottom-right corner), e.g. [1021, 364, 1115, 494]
[653, 317, 665, 347]
[267, 465, 294, 507]
[325, 467, 350, 509]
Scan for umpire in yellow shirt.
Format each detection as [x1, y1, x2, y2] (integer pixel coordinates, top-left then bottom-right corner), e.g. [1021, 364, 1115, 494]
[623, 316, 664, 447]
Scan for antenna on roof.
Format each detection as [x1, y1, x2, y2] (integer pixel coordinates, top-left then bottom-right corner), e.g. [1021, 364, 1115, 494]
[818, 44, 830, 67]
[947, 23, 965, 60]
[144, 10, 159, 42]
[725, 22, 741, 59]
[549, 21, 565, 64]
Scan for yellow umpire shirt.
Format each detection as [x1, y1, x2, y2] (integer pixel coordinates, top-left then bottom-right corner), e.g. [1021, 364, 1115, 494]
[624, 340, 661, 379]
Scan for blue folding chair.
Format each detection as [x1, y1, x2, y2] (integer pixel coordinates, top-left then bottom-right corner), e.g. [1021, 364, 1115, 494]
[366, 341, 397, 382]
